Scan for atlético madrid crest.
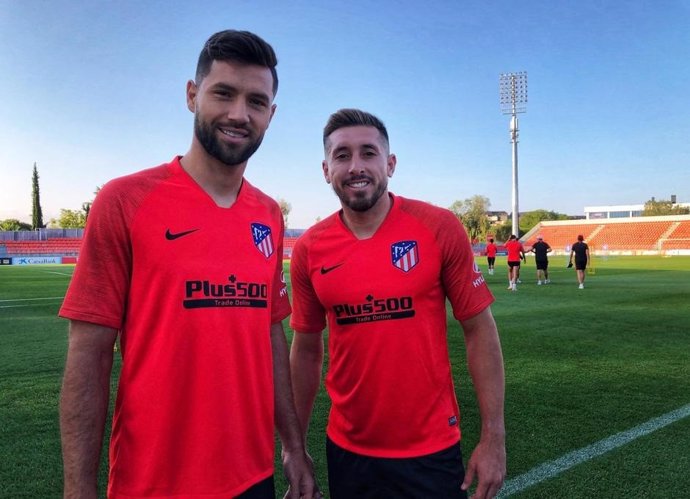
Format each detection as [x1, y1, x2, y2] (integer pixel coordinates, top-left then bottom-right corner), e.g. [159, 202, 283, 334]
[251, 222, 274, 258]
[391, 240, 419, 272]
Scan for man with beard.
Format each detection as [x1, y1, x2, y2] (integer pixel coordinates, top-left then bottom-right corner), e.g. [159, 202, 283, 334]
[59, 30, 317, 499]
[288, 109, 506, 499]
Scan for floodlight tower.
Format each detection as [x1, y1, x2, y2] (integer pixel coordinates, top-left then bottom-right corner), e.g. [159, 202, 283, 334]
[499, 72, 527, 237]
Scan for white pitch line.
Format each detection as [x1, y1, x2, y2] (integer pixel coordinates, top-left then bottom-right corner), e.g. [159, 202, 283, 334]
[497, 403, 690, 497]
[0, 297, 64, 303]
[1, 304, 60, 309]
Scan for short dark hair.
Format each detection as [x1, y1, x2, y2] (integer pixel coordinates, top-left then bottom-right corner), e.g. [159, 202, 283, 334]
[489, 238, 494, 243]
[323, 108, 389, 152]
[195, 30, 278, 95]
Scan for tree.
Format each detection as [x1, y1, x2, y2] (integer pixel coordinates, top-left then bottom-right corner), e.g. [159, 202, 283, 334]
[643, 198, 690, 216]
[31, 162, 44, 230]
[82, 185, 103, 224]
[0, 219, 32, 231]
[449, 195, 491, 242]
[493, 223, 513, 242]
[519, 209, 569, 235]
[277, 198, 292, 228]
[57, 209, 87, 229]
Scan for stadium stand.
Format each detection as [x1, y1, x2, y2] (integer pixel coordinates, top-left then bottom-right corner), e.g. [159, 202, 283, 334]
[590, 221, 672, 250]
[523, 224, 602, 251]
[523, 215, 690, 255]
[658, 220, 690, 251]
[2, 218, 690, 262]
[2, 238, 82, 256]
[283, 236, 299, 258]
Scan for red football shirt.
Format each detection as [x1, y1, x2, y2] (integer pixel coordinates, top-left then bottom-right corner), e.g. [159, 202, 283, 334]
[60, 157, 290, 498]
[290, 194, 494, 458]
[505, 240, 524, 262]
[486, 243, 498, 258]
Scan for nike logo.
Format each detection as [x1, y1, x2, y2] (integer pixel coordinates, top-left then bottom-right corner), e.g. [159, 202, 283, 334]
[320, 263, 343, 275]
[165, 228, 199, 240]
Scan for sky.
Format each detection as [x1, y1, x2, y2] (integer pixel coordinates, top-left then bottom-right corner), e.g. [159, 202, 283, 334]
[1, 0, 689, 229]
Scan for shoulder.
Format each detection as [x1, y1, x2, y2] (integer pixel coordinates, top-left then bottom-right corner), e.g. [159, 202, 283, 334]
[239, 180, 283, 218]
[397, 196, 453, 218]
[295, 212, 340, 250]
[93, 162, 174, 217]
[396, 195, 460, 231]
[241, 180, 279, 207]
[100, 162, 172, 197]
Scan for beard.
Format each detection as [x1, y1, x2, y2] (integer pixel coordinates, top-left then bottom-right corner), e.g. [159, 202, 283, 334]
[194, 113, 264, 166]
[332, 176, 388, 212]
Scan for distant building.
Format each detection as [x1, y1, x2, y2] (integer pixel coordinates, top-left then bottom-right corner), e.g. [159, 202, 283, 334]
[486, 211, 509, 226]
[585, 200, 690, 220]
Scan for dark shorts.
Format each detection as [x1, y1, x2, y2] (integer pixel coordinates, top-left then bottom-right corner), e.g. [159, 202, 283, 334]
[508, 261, 521, 268]
[487, 257, 496, 265]
[236, 476, 274, 499]
[536, 259, 548, 270]
[326, 437, 467, 499]
[575, 259, 587, 271]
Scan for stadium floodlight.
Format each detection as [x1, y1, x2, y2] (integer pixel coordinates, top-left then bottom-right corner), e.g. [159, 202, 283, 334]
[499, 71, 527, 237]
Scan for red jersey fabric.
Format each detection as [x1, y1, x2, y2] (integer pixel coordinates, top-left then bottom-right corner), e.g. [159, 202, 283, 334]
[504, 240, 524, 263]
[290, 194, 494, 458]
[59, 157, 290, 499]
[486, 243, 498, 258]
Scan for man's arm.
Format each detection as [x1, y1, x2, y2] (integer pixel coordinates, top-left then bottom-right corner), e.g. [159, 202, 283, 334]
[60, 320, 117, 499]
[459, 307, 506, 499]
[289, 331, 324, 436]
[271, 322, 319, 499]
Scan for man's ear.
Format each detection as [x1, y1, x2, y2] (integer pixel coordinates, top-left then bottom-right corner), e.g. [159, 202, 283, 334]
[186, 80, 197, 113]
[387, 153, 397, 177]
[322, 160, 331, 184]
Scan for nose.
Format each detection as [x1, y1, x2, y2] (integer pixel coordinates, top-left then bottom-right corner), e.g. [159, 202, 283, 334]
[225, 99, 250, 124]
[347, 159, 365, 175]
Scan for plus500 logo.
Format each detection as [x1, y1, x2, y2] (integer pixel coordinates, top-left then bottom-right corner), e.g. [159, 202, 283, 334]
[185, 276, 267, 299]
[333, 296, 413, 318]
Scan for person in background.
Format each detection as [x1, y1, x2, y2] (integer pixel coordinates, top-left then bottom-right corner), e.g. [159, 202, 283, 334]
[486, 238, 498, 275]
[504, 234, 525, 291]
[289, 108, 506, 499]
[530, 236, 552, 285]
[569, 234, 590, 289]
[59, 30, 317, 499]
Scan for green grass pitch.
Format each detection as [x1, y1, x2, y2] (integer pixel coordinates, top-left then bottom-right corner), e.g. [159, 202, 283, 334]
[0, 255, 688, 498]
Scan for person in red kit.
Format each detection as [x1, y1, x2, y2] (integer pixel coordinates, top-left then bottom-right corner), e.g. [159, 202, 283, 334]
[486, 238, 498, 275]
[289, 109, 506, 499]
[59, 30, 317, 499]
[504, 234, 526, 291]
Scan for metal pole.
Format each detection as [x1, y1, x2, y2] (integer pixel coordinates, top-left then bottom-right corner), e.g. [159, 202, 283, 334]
[499, 72, 527, 239]
[511, 115, 519, 237]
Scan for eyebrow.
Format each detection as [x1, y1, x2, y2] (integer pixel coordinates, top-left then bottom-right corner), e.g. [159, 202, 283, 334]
[331, 143, 380, 155]
[209, 82, 271, 102]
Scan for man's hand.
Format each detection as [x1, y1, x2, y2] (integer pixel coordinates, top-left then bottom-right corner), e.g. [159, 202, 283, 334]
[281, 448, 322, 499]
[461, 436, 506, 499]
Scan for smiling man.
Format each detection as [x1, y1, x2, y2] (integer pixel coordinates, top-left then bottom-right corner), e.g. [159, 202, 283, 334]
[59, 30, 316, 499]
[289, 109, 507, 499]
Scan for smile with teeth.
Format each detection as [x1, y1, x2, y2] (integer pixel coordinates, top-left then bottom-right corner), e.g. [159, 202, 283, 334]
[347, 179, 370, 189]
[219, 128, 248, 138]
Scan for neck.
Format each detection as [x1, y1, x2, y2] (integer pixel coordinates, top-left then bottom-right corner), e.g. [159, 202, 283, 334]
[180, 145, 246, 208]
[341, 192, 392, 240]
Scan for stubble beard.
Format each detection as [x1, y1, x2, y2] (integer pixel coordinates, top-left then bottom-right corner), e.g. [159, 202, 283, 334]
[194, 113, 264, 167]
[333, 177, 387, 212]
